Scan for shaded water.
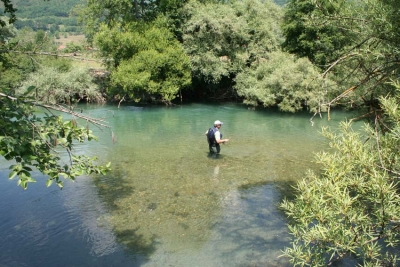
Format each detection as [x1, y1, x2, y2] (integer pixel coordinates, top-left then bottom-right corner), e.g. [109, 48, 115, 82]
[0, 103, 356, 267]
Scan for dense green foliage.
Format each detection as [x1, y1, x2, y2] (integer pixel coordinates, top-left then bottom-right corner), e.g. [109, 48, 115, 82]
[234, 51, 331, 112]
[16, 66, 104, 104]
[74, 0, 179, 42]
[281, 0, 352, 68]
[281, 0, 400, 265]
[281, 87, 400, 266]
[0, 0, 16, 26]
[282, 0, 400, 112]
[183, 0, 283, 83]
[182, 0, 328, 111]
[0, 28, 53, 89]
[94, 18, 191, 103]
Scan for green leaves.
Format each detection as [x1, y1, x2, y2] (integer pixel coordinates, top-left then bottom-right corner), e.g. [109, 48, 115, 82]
[283, 0, 400, 113]
[9, 163, 37, 189]
[182, 0, 283, 84]
[281, 87, 400, 265]
[16, 66, 105, 105]
[0, 94, 111, 189]
[234, 51, 333, 112]
[95, 18, 191, 103]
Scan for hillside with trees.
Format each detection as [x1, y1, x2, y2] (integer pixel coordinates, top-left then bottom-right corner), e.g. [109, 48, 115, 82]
[3, 0, 288, 34]
[1, 0, 81, 33]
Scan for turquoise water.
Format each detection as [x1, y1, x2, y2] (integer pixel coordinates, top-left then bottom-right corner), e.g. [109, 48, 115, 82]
[0, 103, 357, 267]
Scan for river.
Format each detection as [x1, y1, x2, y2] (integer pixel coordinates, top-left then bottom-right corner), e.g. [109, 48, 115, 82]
[0, 103, 357, 267]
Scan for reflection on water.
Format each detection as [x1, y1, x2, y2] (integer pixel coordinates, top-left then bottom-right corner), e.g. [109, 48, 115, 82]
[0, 103, 357, 266]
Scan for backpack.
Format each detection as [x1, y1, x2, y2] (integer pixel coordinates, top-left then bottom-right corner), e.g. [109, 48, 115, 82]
[207, 127, 222, 144]
[207, 128, 216, 144]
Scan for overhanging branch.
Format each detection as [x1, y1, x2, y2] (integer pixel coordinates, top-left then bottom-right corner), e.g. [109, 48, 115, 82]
[0, 93, 109, 128]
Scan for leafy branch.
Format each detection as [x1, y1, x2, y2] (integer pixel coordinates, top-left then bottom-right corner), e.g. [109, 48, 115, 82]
[0, 92, 111, 189]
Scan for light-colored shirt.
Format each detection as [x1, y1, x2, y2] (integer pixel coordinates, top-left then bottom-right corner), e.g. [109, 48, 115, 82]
[205, 128, 221, 142]
[214, 129, 221, 142]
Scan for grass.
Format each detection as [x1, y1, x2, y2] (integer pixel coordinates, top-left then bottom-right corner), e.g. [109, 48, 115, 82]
[54, 33, 86, 46]
[54, 33, 105, 69]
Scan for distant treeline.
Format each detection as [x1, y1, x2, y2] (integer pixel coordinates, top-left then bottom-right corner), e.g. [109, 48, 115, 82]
[1, 0, 81, 32]
[2, 0, 288, 33]
[13, 17, 80, 33]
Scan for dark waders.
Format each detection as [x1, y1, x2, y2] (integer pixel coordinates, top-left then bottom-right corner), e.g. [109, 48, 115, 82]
[209, 143, 221, 154]
[207, 127, 221, 155]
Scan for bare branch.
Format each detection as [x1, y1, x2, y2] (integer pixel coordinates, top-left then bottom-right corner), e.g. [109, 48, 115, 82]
[0, 93, 110, 128]
[322, 53, 359, 78]
[118, 95, 126, 109]
[0, 50, 102, 63]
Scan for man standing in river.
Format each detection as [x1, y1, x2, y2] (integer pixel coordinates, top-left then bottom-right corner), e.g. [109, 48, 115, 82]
[206, 120, 229, 154]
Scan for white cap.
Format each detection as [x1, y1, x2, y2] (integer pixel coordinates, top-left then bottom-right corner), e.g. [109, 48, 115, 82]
[214, 120, 223, 125]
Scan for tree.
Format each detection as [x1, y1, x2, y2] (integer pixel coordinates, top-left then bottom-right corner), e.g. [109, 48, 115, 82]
[73, 0, 159, 43]
[182, 0, 283, 85]
[0, 0, 111, 189]
[94, 18, 191, 104]
[73, 0, 223, 42]
[16, 66, 104, 104]
[281, 0, 353, 68]
[281, 0, 400, 114]
[280, 0, 400, 264]
[0, 26, 61, 91]
[281, 84, 400, 266]
[234, 51, 332, 112]
[0, 0, 17, 27]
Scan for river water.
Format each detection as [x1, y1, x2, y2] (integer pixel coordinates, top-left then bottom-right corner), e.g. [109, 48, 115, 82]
[0, 103, 357, 267]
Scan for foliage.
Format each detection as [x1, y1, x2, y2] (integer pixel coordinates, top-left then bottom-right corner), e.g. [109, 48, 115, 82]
[0, 20, 15, 42]
[0, 92, 111, 189]
[281, 83, 400, 266]
[0, 27, 45, 90]
[4, 0, 81, 32]
[157, 0, 229, 40]
[13, 17, 80, 33]
[234, 51, 333, 112]
[73, 0, 158, 43]
[94, 18, 191, 103]
[16, 66, 104, 104]
[11, 0, 80, 18]
[281, 0, 400, 112]
[182, 0, 283, 85]
[74, 0, 227, 42]
[0, 0, 17, 27]
[63, 42, 83, 53]
[0, 0, 111, 189]
[280, 1, 400, 263]
[0, 27, 68, 91]
[281, 0, 353, 68]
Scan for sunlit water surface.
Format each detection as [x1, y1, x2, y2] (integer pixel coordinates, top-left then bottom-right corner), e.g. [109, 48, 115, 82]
[0, 103, 357, 267]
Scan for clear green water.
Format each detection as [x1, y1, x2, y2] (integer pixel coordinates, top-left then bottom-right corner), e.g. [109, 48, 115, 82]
[0, 103, 357, 267]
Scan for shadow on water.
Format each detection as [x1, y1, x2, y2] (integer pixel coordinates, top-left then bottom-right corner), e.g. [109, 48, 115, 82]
[205, 182, 294, 267]
[93, 166, 158, 263]
[94, 166, 136, 210]
[114, 228, 158, 260]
